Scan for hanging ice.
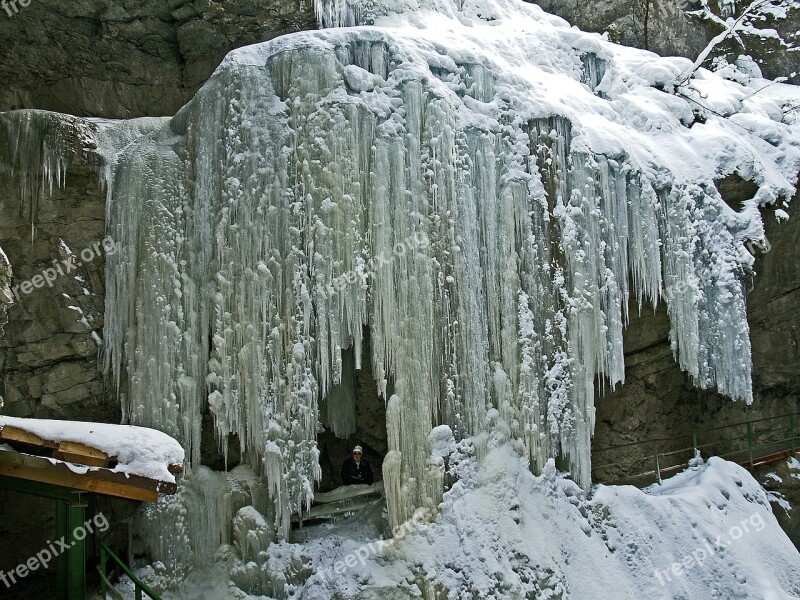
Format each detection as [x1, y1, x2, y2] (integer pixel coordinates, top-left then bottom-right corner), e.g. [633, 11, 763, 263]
[0, 110, 100, 240]
[3, 0, 791, 541]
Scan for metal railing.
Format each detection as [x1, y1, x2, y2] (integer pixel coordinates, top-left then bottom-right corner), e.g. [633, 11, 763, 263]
[98, 542, 162, 600]
[593, 411, 800, 485]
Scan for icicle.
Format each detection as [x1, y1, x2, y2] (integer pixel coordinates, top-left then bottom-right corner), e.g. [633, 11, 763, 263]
[320, 346, 357, 438]
[0, 111, 97, 241]
[382, 450, 406, 530]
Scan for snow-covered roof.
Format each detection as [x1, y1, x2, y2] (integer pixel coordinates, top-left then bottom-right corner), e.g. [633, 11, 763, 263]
[0, 416, 184, 484]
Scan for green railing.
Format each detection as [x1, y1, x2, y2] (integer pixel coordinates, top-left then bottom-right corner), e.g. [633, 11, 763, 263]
[98, 542, 162, 600]
[593, 412, 800, 485]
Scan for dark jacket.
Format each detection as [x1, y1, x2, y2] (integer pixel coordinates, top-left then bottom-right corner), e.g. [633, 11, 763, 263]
[341, 457, 374, 485]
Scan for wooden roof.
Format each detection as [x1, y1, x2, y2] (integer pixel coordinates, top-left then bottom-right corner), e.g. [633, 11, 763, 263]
[0, 423, 182, 502]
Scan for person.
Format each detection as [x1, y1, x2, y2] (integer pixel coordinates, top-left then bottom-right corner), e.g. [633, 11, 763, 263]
[341, 445, 374, 485]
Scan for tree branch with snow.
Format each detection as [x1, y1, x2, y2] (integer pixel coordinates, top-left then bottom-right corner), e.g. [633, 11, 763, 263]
[676, 0, 799, 86]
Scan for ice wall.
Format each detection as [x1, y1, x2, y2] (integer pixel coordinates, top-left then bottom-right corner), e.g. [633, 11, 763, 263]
[135, 465, 273, 589]
[93, 0, 800, 541]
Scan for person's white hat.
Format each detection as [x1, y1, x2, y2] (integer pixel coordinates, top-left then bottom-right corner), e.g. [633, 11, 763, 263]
[353, 446, 363, 453]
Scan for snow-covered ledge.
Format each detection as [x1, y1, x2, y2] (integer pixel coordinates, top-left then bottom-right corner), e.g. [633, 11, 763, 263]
[0, 416, 184, 484]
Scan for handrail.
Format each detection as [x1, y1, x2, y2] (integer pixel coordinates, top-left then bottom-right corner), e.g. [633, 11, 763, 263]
[98, 542, 162, 600]
[593, 411, 799, 485]
[702, 411, 800, 433]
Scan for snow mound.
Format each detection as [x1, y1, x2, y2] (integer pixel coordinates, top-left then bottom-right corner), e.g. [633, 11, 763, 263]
[308, 446, 800, 599]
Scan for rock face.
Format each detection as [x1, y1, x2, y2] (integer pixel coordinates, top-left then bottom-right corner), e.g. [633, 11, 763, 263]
[536, 0, 709, 57]
[0, 112, 115, 422]
[0, 0, 316, 118]
[756, 456, 800, 549]
[593, 196, 800, 485]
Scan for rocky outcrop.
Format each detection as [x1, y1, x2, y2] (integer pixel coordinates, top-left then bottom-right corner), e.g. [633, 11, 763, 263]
[756, 455, 800, 549]
[0, 0, 316, 119]
[0, 112, 115, 422]
[535, 0, 709, 58]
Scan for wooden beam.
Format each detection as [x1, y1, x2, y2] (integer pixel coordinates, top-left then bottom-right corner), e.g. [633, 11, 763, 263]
[0, 425, 59, 450]
[0, 451, 176, 502]
[53, 441, 111, 468]
[745, 449, 796, 469]
[0, 422, 183, 492]
[313, 481, 384, 504]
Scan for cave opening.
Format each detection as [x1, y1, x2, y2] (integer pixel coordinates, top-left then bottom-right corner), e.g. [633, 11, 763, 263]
[316, 328, 388, 493]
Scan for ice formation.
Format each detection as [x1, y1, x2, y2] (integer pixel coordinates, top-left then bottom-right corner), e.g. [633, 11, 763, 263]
[0, 110, 100, 240]
[3, 0, 800, 578]
[104, 0, 800, 533]
[100, 0, 799, 535]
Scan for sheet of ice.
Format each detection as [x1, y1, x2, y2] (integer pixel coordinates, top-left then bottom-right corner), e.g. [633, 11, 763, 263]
[135, 465, 275, 592]
[0, 416, 184, 483]
[10, 0, 799, 540]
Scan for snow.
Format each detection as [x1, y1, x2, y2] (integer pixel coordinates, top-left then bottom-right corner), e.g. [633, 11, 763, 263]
[299, 449, 800, 599]
[429, 424, 456, 464]
[146, 447, 800, 599]
[0, 416, 184, 483]
[768, 490, 793, 514]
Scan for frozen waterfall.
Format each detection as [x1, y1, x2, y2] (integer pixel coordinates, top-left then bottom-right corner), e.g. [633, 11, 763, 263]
[101, 0, 797, 537]
[5, 0, 797, 554]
